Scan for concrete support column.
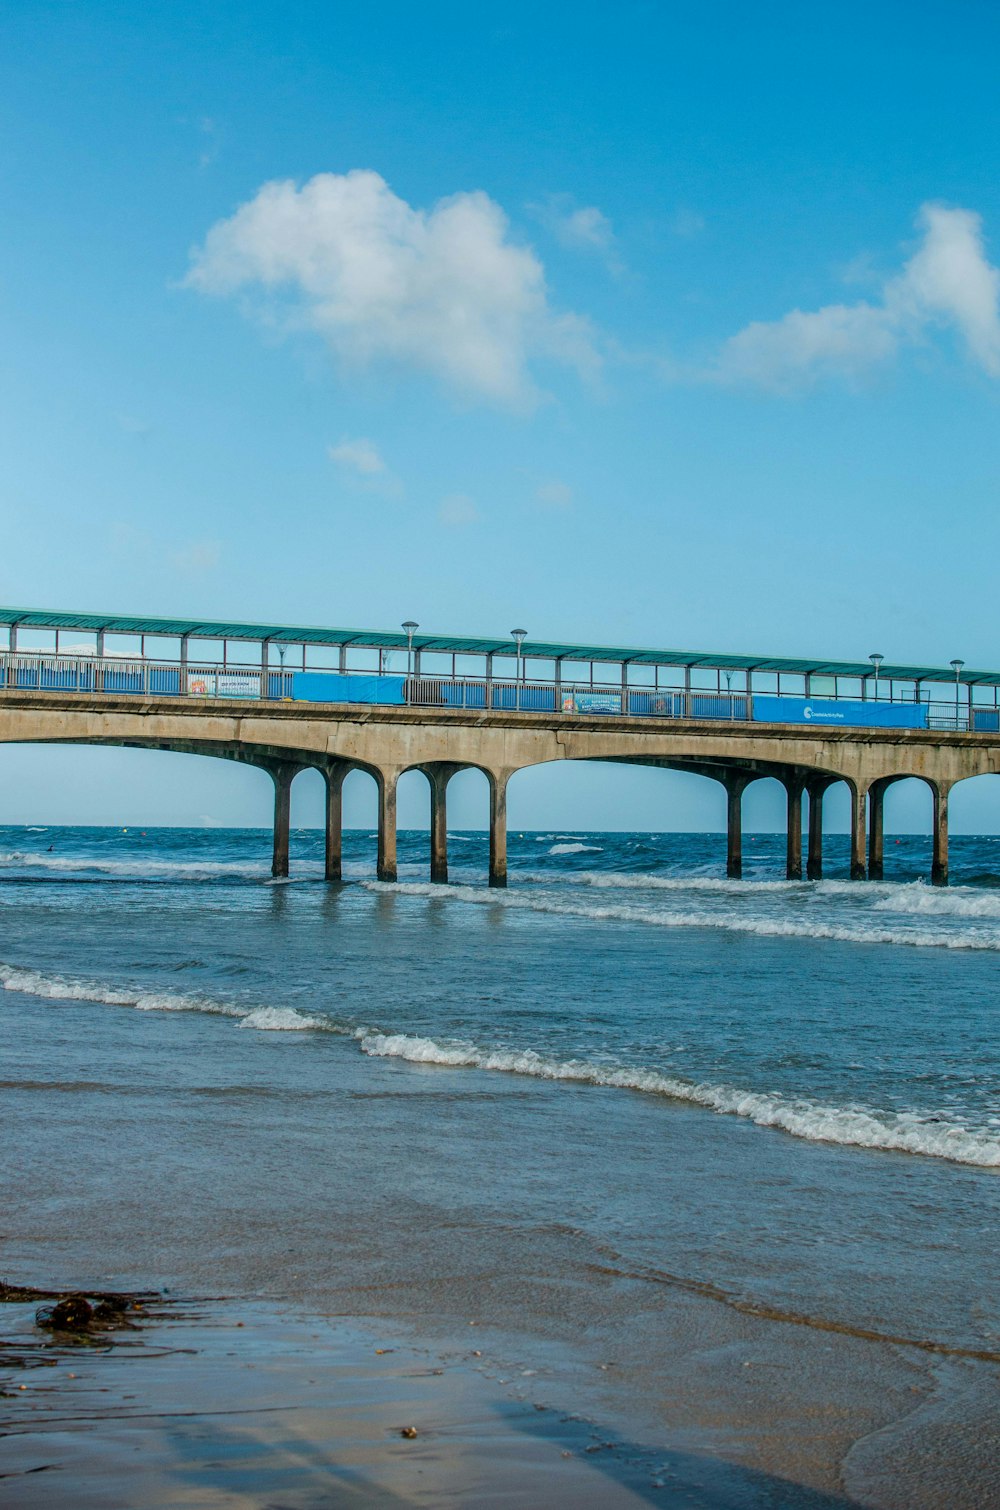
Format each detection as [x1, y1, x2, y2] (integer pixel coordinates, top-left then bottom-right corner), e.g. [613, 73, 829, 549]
[932, 782, 951, 887]
[806, 778, 831, 880]
[428, 766, 460, 884]
[489, 769, 513, 888]
[850, 782, 869, 882]
[269, 763, 299, 878]
[377, 769, 399, 883]
[785, 776, 805, 881]
[868, 781, 887, 881]
[724, 774, 751, 880]
[323, 763, 348, 882]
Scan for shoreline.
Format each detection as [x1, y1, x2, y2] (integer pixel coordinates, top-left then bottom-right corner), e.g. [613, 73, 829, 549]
[3, 1277, 1000, 1508]
[0, 1283, 791, 1508]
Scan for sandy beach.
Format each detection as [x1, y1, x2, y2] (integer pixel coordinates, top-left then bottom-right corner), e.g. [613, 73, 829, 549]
[3, 1277, 1000, 1508]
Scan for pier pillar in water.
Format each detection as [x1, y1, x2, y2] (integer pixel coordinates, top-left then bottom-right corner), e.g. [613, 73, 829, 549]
[269, 762, 300, 879]
[724, 773, 751, 880]
[426, 764, 460, 884]
[868, 780, 889, 882]
[377, 768, 399, 883]
[850, 781, 868, 881]
[805, 777, 831, 880]
[784, 775, 805, 881]
[932, 781, 951, 887]
[489, 769, 512, 888]
[322, 762, 348, 882]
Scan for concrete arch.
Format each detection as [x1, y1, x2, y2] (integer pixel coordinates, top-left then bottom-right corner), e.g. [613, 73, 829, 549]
[3, 691, 1000, 885]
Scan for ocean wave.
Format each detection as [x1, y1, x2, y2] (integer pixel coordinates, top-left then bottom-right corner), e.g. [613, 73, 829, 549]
[523, 869, 807, 894]
[357, 1031, 1000, 1168]
[362, 880, 1000, 951]
[239, 1006, 327, 1031]
[548, 842, 602, 855]
[874, 885, 1000, 920]
[0, 850, 270, 878]
[0, 962, 244, 1016]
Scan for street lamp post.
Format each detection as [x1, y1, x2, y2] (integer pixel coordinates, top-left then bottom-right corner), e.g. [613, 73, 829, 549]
[511, 629, 527, 681]
[511, 629, 527, 709]
[869, 653, 883, 701]
[402, 621, 418, 681]
[950, 659, 965, 727]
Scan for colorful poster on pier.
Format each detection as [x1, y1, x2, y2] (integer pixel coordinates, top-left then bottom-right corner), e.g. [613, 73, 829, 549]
[561, 691, 623, 714]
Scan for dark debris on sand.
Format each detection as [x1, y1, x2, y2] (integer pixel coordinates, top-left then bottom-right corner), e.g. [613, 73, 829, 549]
[0, 1280, 162, 1374]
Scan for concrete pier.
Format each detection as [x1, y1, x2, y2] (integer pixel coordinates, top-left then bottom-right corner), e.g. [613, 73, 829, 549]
[489, 770, 509, 888]
[725, 774, 750, 880]
[850, 783, 868, 882]
[1, 690, 997, 890]
[785, 777, 804, 881]
[868, 780, 887, 881]
[323, 763, 346, 882]
[377, 770, 398, 883]
[269, 763, 298, 878]
[932, 782, 950, 887]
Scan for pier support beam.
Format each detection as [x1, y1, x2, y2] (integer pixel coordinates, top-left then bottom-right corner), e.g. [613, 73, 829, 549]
[850, 781, 869, 882]
[932, 781, 951, 887]
[268, 762, 301, 878]
[322, 762, 348, 882]
[785, 775, 805, 881]
[724, 773, 752, 880]
[868, 780, 889, 881]
[424, 763, 460, 883]
[489, 769, 512, 888]
[377, 769, 399, 883]
[805, 777, 832, 880]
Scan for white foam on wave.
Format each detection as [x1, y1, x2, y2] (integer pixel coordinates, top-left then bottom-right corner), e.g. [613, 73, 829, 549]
[0, 850, 269, 878]
[525, 869, 806, 894]
[239, 1006, 326, 1031]
[0, 962, 243, 1016]
[363, 880, 1000, 951]
[874, 884, 1000, 920]
[357, 1031, 1000, 1168]
[548, 842, 602, 855]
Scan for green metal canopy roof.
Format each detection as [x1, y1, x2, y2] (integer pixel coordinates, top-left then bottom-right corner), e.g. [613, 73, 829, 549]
[0, 605, 994, 686]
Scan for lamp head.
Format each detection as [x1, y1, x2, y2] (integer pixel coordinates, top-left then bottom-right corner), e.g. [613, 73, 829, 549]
[869, 653, 883, 669]
[951, 658, 965, 673]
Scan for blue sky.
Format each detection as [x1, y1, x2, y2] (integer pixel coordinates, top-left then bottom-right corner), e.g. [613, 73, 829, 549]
[3, 0, 1000, 832]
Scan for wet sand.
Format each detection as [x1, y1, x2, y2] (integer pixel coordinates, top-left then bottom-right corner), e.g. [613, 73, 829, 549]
[0, 1292, 819, 1508]
[3, 1285, 999, 1508]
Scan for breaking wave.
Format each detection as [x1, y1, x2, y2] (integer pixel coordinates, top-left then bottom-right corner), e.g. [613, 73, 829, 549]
[0, 961, 244, 1015]
[357, 1031, 1000, 1168]
[6, 951, 999, 1166]
[0, 850, 271, 879]
[363, 881, 1000, 951]
[548, 842, 602, 855]
[239, 1006, 327, 1031]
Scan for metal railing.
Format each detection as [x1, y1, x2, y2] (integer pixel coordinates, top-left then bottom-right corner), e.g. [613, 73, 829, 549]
[0, 651, 982, 731]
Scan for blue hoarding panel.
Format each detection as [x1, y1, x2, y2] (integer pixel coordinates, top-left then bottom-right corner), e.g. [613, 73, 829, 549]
[973, 710, 1000, 732]
[291, 672, 405, 705]
[752, 696, 928, 729]
[441, 682, 487, 708]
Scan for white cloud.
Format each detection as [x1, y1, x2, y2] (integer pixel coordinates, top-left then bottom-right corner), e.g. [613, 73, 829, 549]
[713, 203, 1000, 390]
[171, 539, 221, 573]
[669, 208, 705, 239]
[438, 492, 480, 526]
[530, 194, 619, 268]
[328, 436, 385, 475]
[536, 479, 573, 507]
[186, 170, 596, 407]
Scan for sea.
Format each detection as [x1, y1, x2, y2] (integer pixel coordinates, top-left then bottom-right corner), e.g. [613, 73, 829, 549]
[3, 824, 1000, 1493]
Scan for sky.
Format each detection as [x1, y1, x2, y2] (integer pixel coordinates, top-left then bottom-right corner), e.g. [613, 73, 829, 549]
[3, 0, 1000, 832]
